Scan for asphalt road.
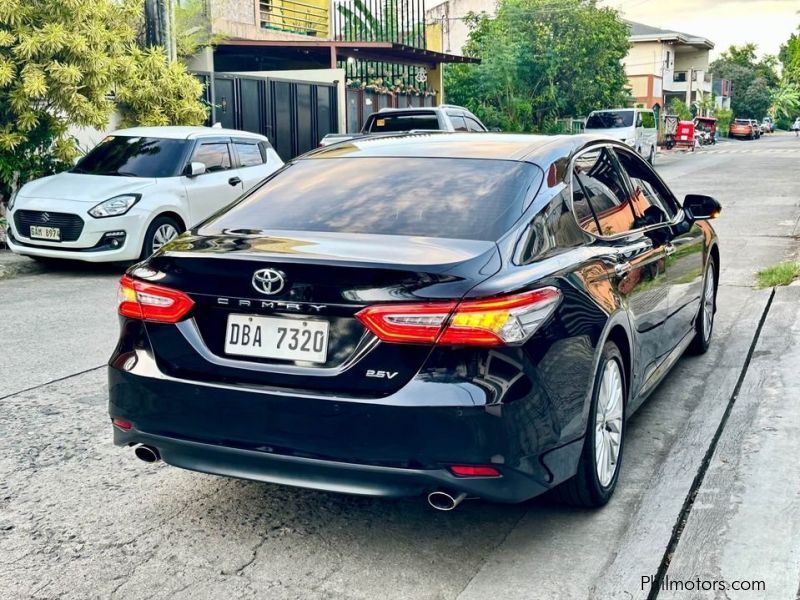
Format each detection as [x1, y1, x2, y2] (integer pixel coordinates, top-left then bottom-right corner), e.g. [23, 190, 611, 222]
[1, 133, 798, 600]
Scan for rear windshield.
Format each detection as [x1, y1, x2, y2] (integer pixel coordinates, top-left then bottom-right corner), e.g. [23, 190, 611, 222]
[586, 111, 634, 129]
[72, 136, 189, 178]
[200, 157, 543, 241]
[365, 113, 440, 132]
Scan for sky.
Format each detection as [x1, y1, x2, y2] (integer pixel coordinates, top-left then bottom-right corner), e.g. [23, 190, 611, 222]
[602, 0, 800, 58]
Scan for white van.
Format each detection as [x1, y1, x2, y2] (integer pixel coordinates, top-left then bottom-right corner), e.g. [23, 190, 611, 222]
[585, 108, 658, 164]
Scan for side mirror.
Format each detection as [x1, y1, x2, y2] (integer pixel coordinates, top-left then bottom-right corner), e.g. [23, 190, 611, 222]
[683, 194, 721, 220]
[186, 161, 206, 177]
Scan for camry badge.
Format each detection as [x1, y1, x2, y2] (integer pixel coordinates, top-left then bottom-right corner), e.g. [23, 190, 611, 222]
[251, 268, 286, 296]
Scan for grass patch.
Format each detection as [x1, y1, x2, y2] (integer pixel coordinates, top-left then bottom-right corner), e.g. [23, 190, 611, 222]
[756, 261, 800, 288]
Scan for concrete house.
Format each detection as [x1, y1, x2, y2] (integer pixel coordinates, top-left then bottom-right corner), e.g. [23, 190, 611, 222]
[625, 21, 721, 113]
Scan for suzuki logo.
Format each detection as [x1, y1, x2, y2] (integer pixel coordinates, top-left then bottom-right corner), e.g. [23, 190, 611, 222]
[251, 268, 286, 296]
[40, 212, 50, 223]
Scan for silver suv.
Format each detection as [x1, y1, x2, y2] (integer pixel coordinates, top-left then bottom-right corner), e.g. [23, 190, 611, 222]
[320, 105, 487, 146]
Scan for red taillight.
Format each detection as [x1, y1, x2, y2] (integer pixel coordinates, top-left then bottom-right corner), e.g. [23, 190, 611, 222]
[112, 418, 133, 431]
[355, 287, 560, 347]
[449, 465, 502, 477]
[355, 301, 457, 344]
[118, 275, 194, 323]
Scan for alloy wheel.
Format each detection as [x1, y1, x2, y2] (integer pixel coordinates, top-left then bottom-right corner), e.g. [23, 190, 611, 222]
[703, 267, 715, 342]
[594, 359, 624, 488]
[152, 223, 179, 253]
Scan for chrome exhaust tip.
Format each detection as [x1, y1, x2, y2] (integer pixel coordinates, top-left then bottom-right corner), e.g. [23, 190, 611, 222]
[134, 445, 160, 463]
[427, 491, 467, 511]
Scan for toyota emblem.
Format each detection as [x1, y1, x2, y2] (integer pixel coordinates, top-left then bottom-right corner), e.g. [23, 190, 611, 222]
[251, 268, 286, 295]
[40, 212, 50, 223]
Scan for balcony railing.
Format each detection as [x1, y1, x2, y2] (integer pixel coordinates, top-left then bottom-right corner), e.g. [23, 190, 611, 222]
[259, 0, 329, 37]
[333, 0, 426, 48]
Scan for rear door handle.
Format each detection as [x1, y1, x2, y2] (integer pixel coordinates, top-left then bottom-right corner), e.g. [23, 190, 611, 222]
[228, 176, 242, 186]
[614, 262, 633, 277]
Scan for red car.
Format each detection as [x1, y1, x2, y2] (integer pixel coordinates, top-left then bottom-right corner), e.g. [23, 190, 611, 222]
[729, 119, 756, 139]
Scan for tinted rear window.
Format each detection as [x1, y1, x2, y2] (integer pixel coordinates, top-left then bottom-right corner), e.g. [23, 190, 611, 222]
[586, 111, 634, 129]
[72, 136, 189, 178]
[366, 114, 440, 132]
[201, 158, 543, 241]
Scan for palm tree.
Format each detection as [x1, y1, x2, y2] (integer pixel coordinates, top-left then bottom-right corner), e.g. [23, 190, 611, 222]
[769, 83, 800, 119]
[695, 93, 715, 117]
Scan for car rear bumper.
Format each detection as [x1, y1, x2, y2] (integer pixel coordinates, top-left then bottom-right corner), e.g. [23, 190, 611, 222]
[112, 427, 562, 501]
[108, 365, 584, 503]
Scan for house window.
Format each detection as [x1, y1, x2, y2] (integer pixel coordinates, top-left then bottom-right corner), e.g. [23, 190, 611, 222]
[259, 0, 272, 28]
[665, 51, 672, 69]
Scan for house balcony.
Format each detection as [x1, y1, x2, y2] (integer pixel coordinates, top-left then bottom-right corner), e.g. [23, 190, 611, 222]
[259, 0, 329, 37]
[665, 70, 713, 94]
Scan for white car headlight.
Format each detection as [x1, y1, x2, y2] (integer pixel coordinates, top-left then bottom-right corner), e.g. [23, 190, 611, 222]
[89, 194, 140, 218]
[7, 189, 18, 210]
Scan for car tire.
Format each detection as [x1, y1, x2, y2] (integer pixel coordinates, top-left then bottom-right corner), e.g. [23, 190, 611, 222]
[554, 342, 626, 508]
[140, 215, 182, 260]
[688, 256, 716, 355]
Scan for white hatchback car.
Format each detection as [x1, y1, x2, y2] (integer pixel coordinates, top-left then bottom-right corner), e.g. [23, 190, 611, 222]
[6, 126, 283, 262]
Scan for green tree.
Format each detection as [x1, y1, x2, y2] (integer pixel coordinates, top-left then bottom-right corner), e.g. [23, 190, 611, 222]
[779, 27, 800, 84]
[715, 107, 733, 137]
[776, 26, 800, 126]
[0, 0, 207, 202]
[695, 94, 715, 117]
[444, 0, 630, 132]
[770, 82, 800, 121]
[173, 0, 226, 60]
[667, 98, 692, 121]
[116, 46, 207, 127]
[710, 45, 777, 119]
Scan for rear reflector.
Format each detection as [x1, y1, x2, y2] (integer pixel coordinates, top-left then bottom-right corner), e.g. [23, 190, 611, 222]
[449, 465, 502, 477]
[356, 287, 560, 346]
[112, 418, 133, 431]
[118, 275, 194, 323]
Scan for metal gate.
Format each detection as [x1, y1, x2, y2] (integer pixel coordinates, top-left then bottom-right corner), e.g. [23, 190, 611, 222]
[345, 89, 436, 133]
[211, 74, 338, 161]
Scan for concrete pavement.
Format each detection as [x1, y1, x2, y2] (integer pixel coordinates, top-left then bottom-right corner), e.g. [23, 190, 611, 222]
[0, 133, 798, 599]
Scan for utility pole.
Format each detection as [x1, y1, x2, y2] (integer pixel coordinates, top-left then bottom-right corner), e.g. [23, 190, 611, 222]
[158, 0, 177, 63]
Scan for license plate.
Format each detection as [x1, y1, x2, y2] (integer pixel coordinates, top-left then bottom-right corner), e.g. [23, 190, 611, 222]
[224, 314, 329, 363]
[30, 226, 61, 241]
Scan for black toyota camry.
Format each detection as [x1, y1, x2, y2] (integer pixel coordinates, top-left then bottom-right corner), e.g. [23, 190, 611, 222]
[109, 133, 720, 509]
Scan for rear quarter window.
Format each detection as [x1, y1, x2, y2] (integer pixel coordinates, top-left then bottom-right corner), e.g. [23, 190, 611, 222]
[235, 142, 264, 167]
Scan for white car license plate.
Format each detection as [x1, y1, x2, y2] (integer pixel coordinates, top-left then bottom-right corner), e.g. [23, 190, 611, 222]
[30, 226, 61, 241]
[224, 314, 329, 363]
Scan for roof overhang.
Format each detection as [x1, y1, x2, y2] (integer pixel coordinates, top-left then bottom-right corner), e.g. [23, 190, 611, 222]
[216, 39, 480, 68]
[630, 34, 714, 51]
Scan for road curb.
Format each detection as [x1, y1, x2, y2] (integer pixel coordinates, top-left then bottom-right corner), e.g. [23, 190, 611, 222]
[0, 250, 44, 281]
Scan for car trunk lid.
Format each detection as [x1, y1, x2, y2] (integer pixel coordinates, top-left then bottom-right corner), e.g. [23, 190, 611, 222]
[139, 231, 501, 397]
